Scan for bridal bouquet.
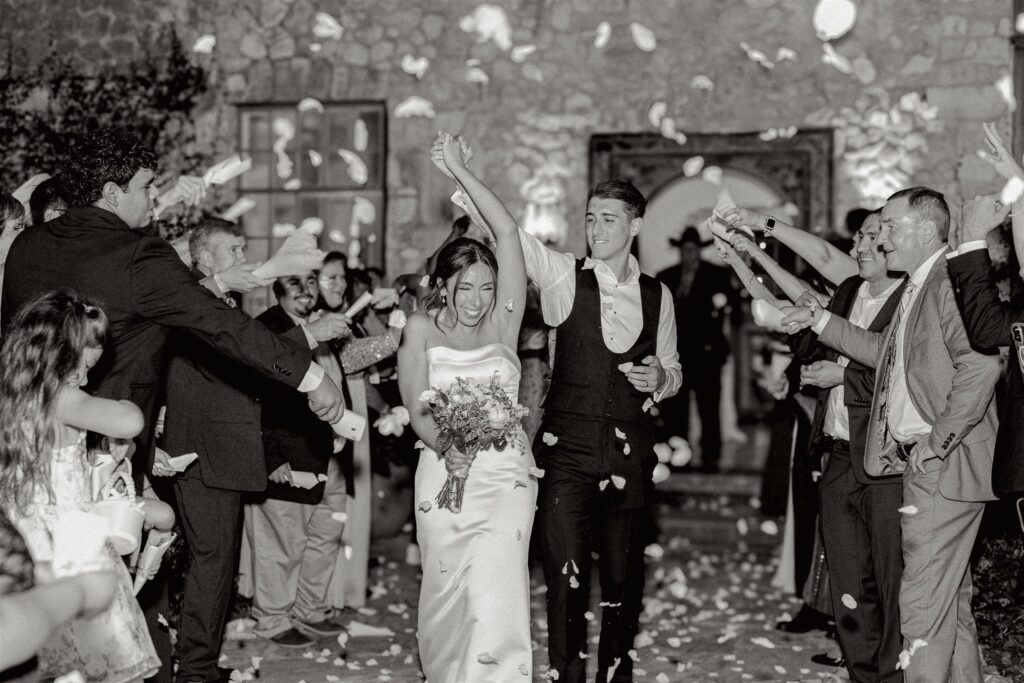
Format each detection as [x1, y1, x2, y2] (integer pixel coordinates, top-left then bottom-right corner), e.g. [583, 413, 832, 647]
[419, 372, 528, 513]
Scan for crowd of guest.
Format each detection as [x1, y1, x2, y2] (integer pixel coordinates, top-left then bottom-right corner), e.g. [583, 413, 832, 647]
[0, 127, 462, 682]
[2, 116, 1024, 683]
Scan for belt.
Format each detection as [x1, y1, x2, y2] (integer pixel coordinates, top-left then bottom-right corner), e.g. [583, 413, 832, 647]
[820, 436, 850, 454]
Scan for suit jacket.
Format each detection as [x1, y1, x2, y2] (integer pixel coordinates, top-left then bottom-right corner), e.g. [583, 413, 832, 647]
[0, 207, 311, 479]
[791, 275, 907, 486]
[818, 251, 1000, 502]
[656, 261, 736, 368]
[163, 270, 312, 492]
[256, 305, 335, 505]
[947, 248, 1024, 495]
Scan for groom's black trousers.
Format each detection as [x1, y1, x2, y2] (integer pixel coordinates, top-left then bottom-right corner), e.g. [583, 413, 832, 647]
[535, 413, 654, 683]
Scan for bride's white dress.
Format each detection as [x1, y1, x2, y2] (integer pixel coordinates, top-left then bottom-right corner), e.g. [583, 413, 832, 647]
[415, 343, 538, 682]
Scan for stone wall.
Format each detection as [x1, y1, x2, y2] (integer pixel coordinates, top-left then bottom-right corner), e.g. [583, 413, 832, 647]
[1, 0, 1016, 274]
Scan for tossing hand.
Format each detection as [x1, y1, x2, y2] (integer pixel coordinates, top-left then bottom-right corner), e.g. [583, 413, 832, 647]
[430, 132, 473, 180]
[307, 374, 346, 424]
[721, 207, 765, 231]
[799, 360, 844, 389]
[958, 192, 1010, 247]
[151, 446, 177, 478]
[977, 121, 1024, 183]
[153, 175, 206, 217]
[214, 262, 273, 293]
[623, 355, 665, 394]
[779, 305, 822, 334]
[305, 311, 352, 342]
[268, 462, 294, 485]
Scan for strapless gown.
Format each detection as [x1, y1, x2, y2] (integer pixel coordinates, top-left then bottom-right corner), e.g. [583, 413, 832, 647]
[415, 343, 538, 682]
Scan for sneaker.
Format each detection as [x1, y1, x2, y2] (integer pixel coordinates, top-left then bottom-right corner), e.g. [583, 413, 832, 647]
[258, 627, 315, 648]
[294, 614, 348, 637]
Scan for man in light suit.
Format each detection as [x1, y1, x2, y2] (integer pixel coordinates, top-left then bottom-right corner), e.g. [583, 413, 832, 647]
[782, 187, 1000, 683]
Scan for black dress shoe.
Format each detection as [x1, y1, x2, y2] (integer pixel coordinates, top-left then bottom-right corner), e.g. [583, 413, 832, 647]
[810, 653, 845, 667]
[258, 626, 315, 648]
[775, 604, 833, 634]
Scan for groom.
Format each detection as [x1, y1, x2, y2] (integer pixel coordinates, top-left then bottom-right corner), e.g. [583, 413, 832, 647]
[515, 181, 681, 682]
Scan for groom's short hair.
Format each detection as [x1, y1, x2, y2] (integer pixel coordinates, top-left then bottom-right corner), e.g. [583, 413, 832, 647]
[587, 180, 646, 220]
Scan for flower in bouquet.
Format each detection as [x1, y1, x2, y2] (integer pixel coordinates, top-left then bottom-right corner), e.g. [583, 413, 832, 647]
[420, 372, 528, 513]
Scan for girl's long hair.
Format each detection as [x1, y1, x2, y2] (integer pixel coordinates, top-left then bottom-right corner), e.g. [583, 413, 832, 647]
[422, 237, 499, 329]
[0, 289, 108, 512]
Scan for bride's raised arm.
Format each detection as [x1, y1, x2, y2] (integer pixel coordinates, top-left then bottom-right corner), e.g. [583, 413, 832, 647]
[431, 133, 526, 346]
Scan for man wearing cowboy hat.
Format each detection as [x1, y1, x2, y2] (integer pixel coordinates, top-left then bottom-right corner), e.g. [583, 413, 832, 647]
[656, 225, 738, 472]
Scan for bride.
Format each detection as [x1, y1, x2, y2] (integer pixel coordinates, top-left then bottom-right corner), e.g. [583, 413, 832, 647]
[398, 134, 537, 681]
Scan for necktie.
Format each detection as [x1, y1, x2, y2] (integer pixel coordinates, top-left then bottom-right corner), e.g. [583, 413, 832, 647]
[875, 283, 916, 448]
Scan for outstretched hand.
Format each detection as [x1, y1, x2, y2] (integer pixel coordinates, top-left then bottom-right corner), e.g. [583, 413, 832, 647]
[958, 192, 1010, 247]
[977, 122, 1024, 182]
[430, 132, 473, 180]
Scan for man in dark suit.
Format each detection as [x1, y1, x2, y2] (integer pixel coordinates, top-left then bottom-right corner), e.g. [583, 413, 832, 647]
[0, 128, 345, 681]
[946, 192, 1024, 496]
[656, 226, 737, 472]
[246, 273, 351, 648]
[790, 211, 907, 681]
[784, 187, 1000, 683]
[166, 221, 351, 681]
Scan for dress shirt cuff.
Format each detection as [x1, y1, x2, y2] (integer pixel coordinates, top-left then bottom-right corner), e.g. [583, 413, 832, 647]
[811, 310, 832, 335]
[297, 362, 325, 393]
[301, 325, 318, 350]
[947, 240, 987, 258]
[210, 272, 228, 297]
[653, 366, 682, 402]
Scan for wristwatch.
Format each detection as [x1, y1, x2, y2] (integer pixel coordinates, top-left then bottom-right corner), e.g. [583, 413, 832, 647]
[764, 215, 776, 234]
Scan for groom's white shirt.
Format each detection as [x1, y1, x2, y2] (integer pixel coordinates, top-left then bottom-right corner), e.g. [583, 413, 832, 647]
[517, 227, 682, 402]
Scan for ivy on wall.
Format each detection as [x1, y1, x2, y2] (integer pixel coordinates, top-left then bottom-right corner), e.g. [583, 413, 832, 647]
[0, 26, 208, 239]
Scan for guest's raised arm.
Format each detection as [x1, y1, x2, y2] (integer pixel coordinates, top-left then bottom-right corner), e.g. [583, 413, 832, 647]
[723, 207, 858, 286]
[432, 133, 527, 345]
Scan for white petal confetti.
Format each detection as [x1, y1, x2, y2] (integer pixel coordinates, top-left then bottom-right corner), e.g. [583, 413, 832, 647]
[660, 117, 687, 145]
[654, 443, 672, 463]
[417, 501, 432, 513]
[297, 97, 324, 113]
[337, 149, 368, 184]
[751, 636, 775, 649]
[898, 505, 919, 515]
[400, 55, 430, 79]
[594, 21, 611, 48]
[308, 150, 323, 167]
[477, 652, 499, 665]
[615, 428, 627, 439]
[611, 475, 626, 490]
[776, 47, 797, 62]
[418, 275, 430, 288]
[466, 66, 490, 85]
[330, 511, 348, 524]
[193, 35, 216, 54]
[813, 0, 857, 41]
[312, 12, 344, 40]
[822, 42, 853, 74]
[629, 22, 657, 51]
[569, 575, 580, 589]
[683, 156, 705, 177]
[623, 443, 631, 455]
[841, 593, 858, 609]
[652, 463, 670, 484]
[529, 467, 546, 479]
[510, 45, 537, 62]
[702, 166, 723, 185]
[740, 42, 774, 69]
[691, 74, 714, 91]
[505, 298, 515, 312]
[353, 119, 369, 151]
[584, 610, 595, 621]
[642, 398, 655, 413]
[542, 432, 559, 446]
[996, 73, 1016, 112]
[648, 101, 667, 127]
[1018, 12, 1024, 33]
[458, 4, 513, 50]
[394, 96, 436, 119]
[599, 479, 609, 491]
[760, 520, 779, 535]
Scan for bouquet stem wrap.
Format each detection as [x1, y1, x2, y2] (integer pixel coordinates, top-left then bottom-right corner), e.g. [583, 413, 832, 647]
[435, 447, 479, 513]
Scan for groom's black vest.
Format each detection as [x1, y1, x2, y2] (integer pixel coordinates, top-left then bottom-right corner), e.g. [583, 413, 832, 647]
[544, 260, 662, 426]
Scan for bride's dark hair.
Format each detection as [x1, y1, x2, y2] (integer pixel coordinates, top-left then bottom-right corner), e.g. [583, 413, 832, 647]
[423, 237, 499, 328]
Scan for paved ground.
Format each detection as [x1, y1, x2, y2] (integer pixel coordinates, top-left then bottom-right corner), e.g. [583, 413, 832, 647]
[217, 468, 851, 683]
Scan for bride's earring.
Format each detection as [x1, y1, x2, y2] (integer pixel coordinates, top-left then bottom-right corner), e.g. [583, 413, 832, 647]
[440, 290, 447, 304]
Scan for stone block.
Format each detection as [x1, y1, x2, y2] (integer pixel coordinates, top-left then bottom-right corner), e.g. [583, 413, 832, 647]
[421, 13, 445, 41]
[267, 29, 295, 60]
[246, 60, 274, 101]
[343, 42, 370, 66]
[370, 40, 395, 63]
[900, 54, 934, 76]
[926, 84, 1006, 121]
[260, 0, 289, 28]
[240, 32, 267, 60]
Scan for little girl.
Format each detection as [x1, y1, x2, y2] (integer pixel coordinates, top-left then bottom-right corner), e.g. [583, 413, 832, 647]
[0, 290, 160, 682]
